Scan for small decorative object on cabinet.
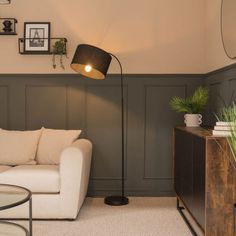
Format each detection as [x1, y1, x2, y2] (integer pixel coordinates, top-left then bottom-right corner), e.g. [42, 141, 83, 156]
[0, 0, 10, 4]
[215, 103, 236, 164]
[212, 121, 232, 136]
[174, 126, 236, 236]
[170, 86, 208, 127]
[212, 95, 235, 136]
[0, 18, 17, 35]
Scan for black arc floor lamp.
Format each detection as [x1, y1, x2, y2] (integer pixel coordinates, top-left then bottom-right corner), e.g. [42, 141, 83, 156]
[71, 44, 129, 206]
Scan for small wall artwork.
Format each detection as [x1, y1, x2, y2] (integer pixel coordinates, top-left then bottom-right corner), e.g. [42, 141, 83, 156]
[0, 18, 17, 35]
[24, 22, 50, 53]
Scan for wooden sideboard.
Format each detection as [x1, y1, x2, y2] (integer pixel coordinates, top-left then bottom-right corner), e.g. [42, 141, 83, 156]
[174, 127, 236, 236]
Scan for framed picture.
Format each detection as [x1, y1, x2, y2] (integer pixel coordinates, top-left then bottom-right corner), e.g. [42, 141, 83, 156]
[0, 18, 17, 35]
[24, 22, 50, 53]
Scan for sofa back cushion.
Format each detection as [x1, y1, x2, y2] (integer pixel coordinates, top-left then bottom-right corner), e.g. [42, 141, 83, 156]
[36, 128, 81, 165]
[0, 129, 42, 165]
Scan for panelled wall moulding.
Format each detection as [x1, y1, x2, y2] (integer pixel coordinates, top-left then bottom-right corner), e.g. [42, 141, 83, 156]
[0, 74, 203, 196]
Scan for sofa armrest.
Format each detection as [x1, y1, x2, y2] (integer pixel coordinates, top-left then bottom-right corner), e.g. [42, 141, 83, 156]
[59, 139, 92, 217]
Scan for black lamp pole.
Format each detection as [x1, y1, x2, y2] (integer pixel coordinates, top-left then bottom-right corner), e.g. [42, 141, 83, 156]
[71, 44, 129, 206]
[104, 53, 128, 205]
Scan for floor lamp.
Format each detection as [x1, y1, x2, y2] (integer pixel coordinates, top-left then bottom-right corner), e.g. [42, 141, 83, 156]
[71, 44, 129, 206]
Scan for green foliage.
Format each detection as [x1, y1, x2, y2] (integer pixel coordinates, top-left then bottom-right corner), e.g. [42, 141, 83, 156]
[170, 86, 209, 114]
[53, 39, 66, 54]
[215, 106, 231, 122]
[52, 39, 67, 70]
[215, 91, 235, 121]
[218, 104, 236, 163]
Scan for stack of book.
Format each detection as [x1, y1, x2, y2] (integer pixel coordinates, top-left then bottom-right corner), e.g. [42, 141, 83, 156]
[212, 122, 233, 136]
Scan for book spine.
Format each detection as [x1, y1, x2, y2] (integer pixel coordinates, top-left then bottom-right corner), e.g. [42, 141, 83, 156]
[214, 126, 232, 131]
[212, 130, 231, 136]
[216, 121, 234, 126]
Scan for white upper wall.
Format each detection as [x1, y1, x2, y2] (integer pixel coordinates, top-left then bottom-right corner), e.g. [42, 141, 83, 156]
[205, 0, 235, 72]
[0, 0, 206, 74]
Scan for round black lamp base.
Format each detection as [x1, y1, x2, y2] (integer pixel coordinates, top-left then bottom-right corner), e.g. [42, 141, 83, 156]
[104, 196, 129, 206]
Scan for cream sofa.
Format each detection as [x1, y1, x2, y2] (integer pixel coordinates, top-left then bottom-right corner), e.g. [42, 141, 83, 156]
[0, 129, 92, 219]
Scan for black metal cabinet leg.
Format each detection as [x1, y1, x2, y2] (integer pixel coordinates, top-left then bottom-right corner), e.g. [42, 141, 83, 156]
[177, 198, 197, 236]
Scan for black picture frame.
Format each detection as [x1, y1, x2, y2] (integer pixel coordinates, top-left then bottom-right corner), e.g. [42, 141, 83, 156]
[0, 18, 17, 35]
[24, 22, 51, 54]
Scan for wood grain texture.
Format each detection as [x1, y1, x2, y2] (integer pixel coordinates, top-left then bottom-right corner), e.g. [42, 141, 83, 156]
[206, 138, 236, 236]
[175, 127, 236, 236]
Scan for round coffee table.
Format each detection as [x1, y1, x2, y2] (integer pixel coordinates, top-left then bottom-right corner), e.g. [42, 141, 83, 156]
[0, 184, 32, 236]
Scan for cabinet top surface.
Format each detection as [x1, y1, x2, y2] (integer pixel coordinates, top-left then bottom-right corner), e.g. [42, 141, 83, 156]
[175, 126, 225, 140]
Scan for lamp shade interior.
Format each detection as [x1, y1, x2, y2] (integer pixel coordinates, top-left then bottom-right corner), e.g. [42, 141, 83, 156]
[71, 44, 112, 80]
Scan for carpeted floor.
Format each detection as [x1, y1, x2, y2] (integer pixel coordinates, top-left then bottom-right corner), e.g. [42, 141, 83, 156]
[21, 197, 192, 236]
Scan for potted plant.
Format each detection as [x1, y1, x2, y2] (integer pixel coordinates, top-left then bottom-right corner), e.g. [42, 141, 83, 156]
[214, 92, 235, 127]
[52, 39, 67, 70]
[170, 86, 209, 127]
[216, 104, 236, 164]
[215, 106, 234, 127]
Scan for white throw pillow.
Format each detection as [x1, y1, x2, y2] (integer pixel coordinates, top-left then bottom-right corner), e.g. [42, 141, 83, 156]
[36, 128, 81, 165]
[0, 129, 42, 165]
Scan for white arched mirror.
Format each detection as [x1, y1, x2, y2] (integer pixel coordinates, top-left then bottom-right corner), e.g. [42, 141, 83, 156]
[221, 0, 236, 59]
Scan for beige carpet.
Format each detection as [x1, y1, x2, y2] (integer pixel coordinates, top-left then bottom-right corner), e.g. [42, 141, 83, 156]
[21, 197, 192, 236]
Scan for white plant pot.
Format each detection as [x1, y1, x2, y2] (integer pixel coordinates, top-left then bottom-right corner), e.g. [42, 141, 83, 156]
[184, 114, 202, 127]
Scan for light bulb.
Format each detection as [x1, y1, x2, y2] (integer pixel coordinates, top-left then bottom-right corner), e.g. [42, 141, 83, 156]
[85, 65, 92, 72]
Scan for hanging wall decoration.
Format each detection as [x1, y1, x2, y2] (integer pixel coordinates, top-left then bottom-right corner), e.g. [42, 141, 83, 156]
[0, 18, 17, 35]
[23, 22, 50, 53]
[18, 21, 68, 69]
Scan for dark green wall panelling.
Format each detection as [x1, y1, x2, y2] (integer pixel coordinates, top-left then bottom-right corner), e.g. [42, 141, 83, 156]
[204, 63, 236, 126]
[0, 74, 203, 196]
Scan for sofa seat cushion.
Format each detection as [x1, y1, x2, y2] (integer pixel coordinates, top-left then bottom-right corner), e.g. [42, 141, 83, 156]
[0, 165, 11, 173]
[0, 165, 60, 193]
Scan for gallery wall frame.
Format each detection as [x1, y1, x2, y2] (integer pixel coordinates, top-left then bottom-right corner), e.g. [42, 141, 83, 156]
[0, 18, 17, 35]
[23, 22, 51, 53]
